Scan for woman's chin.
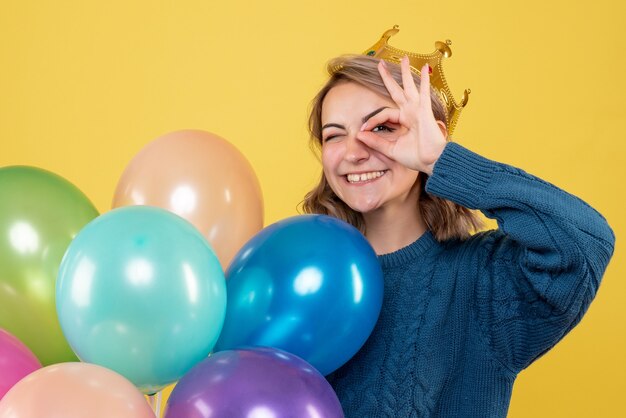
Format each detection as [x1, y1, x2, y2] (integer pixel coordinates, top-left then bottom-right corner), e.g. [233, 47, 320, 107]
[345, 198, 382, 215]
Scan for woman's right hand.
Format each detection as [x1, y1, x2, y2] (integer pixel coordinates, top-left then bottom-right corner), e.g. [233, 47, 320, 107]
[357, 56, 447, 176]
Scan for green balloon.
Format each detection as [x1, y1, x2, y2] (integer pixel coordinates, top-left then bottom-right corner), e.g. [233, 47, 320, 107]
[0, 166, 99, 365]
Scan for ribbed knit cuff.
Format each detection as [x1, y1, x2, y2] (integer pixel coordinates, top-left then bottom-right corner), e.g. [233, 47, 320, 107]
[425, 142, 497, 210]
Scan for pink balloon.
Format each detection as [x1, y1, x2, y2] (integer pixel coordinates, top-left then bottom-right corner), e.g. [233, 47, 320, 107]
[0, 329, 41, 399]
[0, 362, 156, 418]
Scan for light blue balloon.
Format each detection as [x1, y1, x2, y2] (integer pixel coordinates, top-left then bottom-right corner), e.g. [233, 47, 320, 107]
[214, 215, 383, 376]
[56, 206, 226, 394]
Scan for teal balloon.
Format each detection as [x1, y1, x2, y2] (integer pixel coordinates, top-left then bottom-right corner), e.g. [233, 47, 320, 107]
[56, 206, 227, 394]
[0, 166, 98, 366]
[214, 215, 383, 376]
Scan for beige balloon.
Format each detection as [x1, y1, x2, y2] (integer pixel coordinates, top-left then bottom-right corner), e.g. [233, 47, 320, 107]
[112, 130, 264, 269]
[0, 363, 156, 418]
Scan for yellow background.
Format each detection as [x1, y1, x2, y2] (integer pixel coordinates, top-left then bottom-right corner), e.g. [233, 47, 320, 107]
[1, 0, 624, 416]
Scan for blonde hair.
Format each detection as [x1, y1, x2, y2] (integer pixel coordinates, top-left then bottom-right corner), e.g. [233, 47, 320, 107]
[301, 55, 483, 241]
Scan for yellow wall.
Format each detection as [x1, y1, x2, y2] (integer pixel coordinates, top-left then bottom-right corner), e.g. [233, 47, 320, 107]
[1, 1, 624, 416]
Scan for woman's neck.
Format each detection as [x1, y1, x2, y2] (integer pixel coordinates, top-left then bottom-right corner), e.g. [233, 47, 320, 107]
[363, 205, 427, 255]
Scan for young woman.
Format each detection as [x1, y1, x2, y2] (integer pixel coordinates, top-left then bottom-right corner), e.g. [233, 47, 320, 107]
[302, 54, 615, 417]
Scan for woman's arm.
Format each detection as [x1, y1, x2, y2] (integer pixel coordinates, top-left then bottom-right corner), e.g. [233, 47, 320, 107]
[427, 142, 615, 372]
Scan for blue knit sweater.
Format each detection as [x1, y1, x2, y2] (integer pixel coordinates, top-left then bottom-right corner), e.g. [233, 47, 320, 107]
[327, 143, 615, 417]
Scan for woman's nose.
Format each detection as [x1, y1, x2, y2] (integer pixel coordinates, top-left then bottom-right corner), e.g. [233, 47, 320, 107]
[344, 133, 370, 163]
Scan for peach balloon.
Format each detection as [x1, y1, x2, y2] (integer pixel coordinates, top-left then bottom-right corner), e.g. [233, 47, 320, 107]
[0, 363, 156, 418]
[112, 130, 264, 269]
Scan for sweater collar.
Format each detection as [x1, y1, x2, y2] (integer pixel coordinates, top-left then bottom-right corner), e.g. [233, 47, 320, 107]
[377, 230, 438, 269]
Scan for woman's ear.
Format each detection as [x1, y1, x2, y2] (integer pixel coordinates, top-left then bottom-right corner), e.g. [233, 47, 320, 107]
[436, 120, 448, 141]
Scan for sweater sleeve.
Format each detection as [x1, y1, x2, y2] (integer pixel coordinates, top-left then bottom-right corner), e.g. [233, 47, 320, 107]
[425, 142, 615, 373]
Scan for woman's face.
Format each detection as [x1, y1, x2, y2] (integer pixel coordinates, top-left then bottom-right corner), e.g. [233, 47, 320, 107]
[321, 81, 420, 215]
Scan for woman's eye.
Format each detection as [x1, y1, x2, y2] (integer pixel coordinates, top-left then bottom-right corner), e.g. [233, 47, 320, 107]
[323, 134, 340, 143]
[372, 125, 394, 133]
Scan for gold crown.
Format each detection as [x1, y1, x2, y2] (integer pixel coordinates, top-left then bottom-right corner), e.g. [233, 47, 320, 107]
[364, 25, 470, 135]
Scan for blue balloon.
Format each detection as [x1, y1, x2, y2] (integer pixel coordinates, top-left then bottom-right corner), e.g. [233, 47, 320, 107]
[214, 215, 383, 375]
[56, 206, 227, 394]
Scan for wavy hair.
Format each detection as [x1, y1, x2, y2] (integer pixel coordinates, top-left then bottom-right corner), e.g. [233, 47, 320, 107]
[301, 55, 483, 241]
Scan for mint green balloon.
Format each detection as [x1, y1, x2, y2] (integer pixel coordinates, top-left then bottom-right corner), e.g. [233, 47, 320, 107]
[56, 206, 227, 394]
[0, 166, 99, 365]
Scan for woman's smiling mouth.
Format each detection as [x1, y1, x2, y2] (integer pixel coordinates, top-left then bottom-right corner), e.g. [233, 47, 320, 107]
[345, 170, 388, 184]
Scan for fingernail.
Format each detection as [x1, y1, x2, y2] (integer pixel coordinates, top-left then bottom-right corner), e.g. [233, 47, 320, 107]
[380, 60, 387, 68]
[360, 122, 367, 131]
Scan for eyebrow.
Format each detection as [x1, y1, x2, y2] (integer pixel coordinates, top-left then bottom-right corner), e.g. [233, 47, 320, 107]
[362, 106, 388, 124]
[321, 106, 389, 131]
[321, 123, 344, 131]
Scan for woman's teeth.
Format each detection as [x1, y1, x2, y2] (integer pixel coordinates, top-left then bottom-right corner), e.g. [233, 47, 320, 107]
[346, 170, 386, 183]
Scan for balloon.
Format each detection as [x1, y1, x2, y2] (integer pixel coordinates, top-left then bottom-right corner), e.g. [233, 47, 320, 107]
[112, 129, 264, 269]
[56, 206, 227, 394]
[214, 215, 383, 376]
[163, 347, 344, 418]
[0, 166, 98, 365]
[0, 329, 41, 399]
[0, 362, 156, 418]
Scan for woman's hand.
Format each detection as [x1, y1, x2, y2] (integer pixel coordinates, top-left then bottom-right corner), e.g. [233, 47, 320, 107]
[357, 56, 447, 176]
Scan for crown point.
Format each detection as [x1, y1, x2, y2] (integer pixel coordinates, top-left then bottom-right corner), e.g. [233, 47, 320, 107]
[393, 24, 399, 29]
[435, 41, 452, 58]
[382, 26, 400, 40]
[460, 89, 470, 107]
[446, 39, 452, 45]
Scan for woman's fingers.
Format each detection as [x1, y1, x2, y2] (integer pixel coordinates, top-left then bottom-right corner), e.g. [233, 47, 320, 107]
[356, 130, 396, 159]
[358, 107, 403, 163]
[419, 63, 432, 109]
[378, 60, 407, 105]
[401, 56, 419, 101]
[360, 108, 400, 132]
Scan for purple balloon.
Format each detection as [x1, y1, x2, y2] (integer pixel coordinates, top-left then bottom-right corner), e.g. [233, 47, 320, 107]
[164, 347, 344, 418]
[0, 328, 42, 399]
